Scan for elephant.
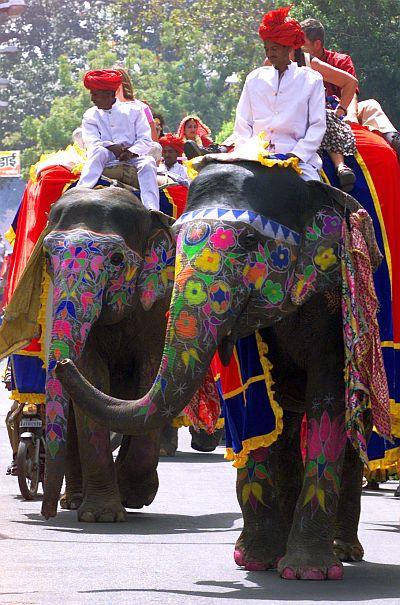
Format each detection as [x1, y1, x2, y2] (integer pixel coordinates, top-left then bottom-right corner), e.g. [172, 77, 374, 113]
[38, 187, 177, 521]
[56, 161, 381, 580]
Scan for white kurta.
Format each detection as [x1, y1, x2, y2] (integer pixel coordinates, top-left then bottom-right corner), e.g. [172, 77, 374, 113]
[78, 100, 159, 209]
[234, 62, 326, 180]
[158, 161, 190, 188]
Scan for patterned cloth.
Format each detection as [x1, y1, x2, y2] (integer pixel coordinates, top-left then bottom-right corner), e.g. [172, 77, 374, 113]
[341, 210, 391, 462]
[320, 110, 356, 155]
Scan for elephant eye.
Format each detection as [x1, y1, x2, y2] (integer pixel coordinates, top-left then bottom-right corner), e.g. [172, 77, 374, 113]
[110, 252, 124, 266]
[241, 233, 259, 250]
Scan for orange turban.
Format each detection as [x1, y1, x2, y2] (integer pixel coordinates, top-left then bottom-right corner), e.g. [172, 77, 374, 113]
[258, 5, 304, 49]
[83, 69, 123, 92]
[159, 134, 185, 155]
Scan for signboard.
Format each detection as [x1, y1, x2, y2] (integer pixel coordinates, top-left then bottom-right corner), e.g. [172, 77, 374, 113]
[0, 150, 21, 177]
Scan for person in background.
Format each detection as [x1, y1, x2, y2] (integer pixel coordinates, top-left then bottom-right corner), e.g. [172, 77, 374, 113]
[153, 113, 166, 139]
[115, 67, 158, 142]
[177, 114, 229, 159]
[77, 69, 159, 210]
[158, 134, 190, 187]
[301, 18, 400, 160]
[234, 6, 326, 181]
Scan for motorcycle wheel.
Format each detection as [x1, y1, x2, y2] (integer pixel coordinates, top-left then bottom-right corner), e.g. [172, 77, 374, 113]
[16, 439, 40, 500]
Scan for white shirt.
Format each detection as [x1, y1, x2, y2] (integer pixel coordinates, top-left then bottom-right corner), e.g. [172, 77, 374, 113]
[234, 63, 326, 168]
[158, 161, 190, 187]
[81, 99, 153, 157]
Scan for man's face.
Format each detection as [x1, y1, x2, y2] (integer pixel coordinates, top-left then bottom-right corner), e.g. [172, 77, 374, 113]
[90, 89, 116, 110]
[263, 40, 291, 67]
[163, 146, 179, 168]
[302, 34, 322, 55]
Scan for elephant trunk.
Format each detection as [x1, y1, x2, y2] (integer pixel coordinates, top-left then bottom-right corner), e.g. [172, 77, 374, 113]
[41, 253, 106, 518]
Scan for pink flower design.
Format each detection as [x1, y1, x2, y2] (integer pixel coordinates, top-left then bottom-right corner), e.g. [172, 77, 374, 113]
[209, 227, 236, 250]
[324, 415, 347, 462]
[308, 412, 346, 463]
[308, 418, 323, 459]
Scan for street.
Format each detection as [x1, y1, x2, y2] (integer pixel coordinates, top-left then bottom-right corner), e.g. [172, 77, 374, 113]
[0, 362, 399, 605]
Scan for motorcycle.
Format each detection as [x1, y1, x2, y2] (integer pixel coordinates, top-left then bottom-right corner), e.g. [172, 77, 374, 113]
[16, 401, 46, 500]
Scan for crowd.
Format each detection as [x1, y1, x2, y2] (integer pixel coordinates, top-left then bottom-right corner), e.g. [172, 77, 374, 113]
[73, 6, 399, 212]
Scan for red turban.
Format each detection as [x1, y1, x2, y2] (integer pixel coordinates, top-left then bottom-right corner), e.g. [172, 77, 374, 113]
[258, 5, 304, 49]
[159, 134, 185, 155]
[83, 69, 123, 92]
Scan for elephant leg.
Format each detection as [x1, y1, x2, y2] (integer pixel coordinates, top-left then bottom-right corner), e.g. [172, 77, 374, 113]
[234, 410, 303, 571]
[190, 425, 224, 452]
[74, 348, 126, 523]
[159, 423, 178, 457]
[278, 345, 346, 581]
[333, 440, 364, 562]
[334, 410, 371, 562]
[60, 403, 83, 510]
[116, 429, 161, 508]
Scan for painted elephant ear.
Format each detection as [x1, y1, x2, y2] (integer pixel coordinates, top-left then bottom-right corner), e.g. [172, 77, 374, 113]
[290, 204, 343, 306]
[138, 214, 176, 310]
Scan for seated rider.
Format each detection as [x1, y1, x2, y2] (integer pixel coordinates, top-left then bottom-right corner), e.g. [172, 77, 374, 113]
[234, 6, 326, 181]
[77, 69, 160, 210]
[295, 49, 358, 191]
[177, 115, 228, 159]
[301, 18, 400, 160]
[158, 134, 191, 188]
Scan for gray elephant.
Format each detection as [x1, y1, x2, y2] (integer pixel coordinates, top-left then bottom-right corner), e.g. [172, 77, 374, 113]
[4, 187, 177, 521]
[56, 161, 383, 580]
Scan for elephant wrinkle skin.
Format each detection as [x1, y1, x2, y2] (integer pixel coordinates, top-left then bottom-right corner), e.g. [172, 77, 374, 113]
[41, 187, 175, 521]
[56, 163, 372, 580]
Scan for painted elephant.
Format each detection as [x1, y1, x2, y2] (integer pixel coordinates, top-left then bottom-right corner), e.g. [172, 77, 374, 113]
[39, 187, 177, 520]
[57, 161, 380, 579]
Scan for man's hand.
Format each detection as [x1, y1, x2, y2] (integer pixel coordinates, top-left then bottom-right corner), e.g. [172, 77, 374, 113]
[119, 149, 138, 161]
[107, 144, 125, 159]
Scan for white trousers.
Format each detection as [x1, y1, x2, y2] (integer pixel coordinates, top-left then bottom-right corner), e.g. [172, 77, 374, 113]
[298, 161, 321, 181]
[77, 147, 160, 210]
[358, 99, 396, 135]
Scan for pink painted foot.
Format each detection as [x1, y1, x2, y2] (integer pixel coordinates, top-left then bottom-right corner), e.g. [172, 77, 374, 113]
[234, 549, 246, 567]
[300, 569, 325, 580]
[281, 567, 297, 580]
[327, 564, 344, 580]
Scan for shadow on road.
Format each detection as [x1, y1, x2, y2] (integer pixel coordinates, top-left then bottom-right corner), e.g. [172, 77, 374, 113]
[77, 560, 400, 601]
[12, 510, 242, 539]
[158, 451, 227, 463]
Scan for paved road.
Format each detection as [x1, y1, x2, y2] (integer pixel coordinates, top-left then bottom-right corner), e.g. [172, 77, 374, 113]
[0, 362, 399, 605]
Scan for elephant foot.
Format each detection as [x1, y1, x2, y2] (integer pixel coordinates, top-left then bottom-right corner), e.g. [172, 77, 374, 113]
[234, 527, 285, 571]
[160, 425, 178, 457]
[190, 427, 224, 453]
[77, 498, 127, 523]
[60, 491, 83, 510]
[120, 470, 159, 509]
[278, 548, 343, 580]
[333, 537, 364, 562]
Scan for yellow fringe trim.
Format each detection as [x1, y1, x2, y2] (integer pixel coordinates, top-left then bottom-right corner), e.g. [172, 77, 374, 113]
[224, 331, 284, 468]
[367, 445, 400, 472]
[29, 144, 86, 184]
[172, 415, 225, 431]
[183, 159, 199, 181]
[10, 389, 45, 404]
[5, 226, 16, 247]
[37, 264, 51, 367]
[257, 152, 302, 176]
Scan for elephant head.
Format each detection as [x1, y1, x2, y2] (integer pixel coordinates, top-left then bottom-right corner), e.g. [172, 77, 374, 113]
[41, 187, 175, 518]
[54, 163, 362, 446]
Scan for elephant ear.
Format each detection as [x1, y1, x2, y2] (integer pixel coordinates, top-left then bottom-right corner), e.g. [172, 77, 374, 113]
[138, 213, 176, 310]
[290, 202, 343, 306]
[305, 180, 362, 216]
